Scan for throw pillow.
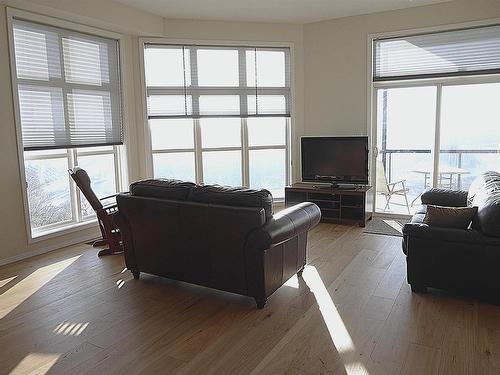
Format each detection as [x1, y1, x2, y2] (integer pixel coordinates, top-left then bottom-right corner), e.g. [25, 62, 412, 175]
[423, 205, 477, 229]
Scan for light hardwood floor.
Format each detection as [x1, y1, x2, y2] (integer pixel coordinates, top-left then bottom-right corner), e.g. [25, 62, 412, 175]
[1, 223, 499, 375]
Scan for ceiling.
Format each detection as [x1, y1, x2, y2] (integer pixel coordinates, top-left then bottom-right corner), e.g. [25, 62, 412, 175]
[114, 0, 453, 24]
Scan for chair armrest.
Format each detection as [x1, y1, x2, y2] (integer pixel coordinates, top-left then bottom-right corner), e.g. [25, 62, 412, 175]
[402, 223, 500, 246]
[100, 192, 129, 201]
[387, 179, 405, 186]
[249, 202, 321, 249]
[420, 188, 468, 207]
[103, 202, 118, 211]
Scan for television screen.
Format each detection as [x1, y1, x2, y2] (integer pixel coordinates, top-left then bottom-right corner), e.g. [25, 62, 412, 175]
[301, 136, 368, 184]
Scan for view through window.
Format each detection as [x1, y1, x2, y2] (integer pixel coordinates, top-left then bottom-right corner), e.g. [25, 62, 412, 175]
[143, 44, 291, 198]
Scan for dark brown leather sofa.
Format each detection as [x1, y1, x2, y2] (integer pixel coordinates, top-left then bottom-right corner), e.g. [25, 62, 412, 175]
[114, 179, 321, 308]
[402, 171, 500, 300]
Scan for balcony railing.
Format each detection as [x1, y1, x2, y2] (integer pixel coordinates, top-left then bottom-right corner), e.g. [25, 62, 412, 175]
[381, 149, 500, 190]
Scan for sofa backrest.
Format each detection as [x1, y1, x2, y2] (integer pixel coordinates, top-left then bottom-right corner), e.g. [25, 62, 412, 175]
[130, 179, 195, 200]
[130, 179, 274, 218]
[468, 171, 500, 237]
[188, 184, 274, 219]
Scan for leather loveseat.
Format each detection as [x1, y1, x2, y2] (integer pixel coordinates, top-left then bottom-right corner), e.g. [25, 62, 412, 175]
[402, 171, 500, 299]
[114, 179, 321, 308]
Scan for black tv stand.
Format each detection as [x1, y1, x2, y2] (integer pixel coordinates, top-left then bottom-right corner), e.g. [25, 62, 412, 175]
[285, 183, 373, 227]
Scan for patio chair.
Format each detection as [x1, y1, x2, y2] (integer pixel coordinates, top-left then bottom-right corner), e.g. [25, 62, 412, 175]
[69, 167, 123, 256]
[376, 158, 411, 214]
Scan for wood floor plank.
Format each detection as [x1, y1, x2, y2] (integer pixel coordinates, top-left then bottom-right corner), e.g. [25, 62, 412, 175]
[400, 343, 441, 375]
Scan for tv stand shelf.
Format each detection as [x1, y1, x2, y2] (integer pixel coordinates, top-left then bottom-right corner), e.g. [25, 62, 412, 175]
[285, 184, 373, 227]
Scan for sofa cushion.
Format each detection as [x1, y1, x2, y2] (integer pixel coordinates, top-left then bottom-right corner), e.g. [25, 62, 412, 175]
[423, 205, 477, 229]
[188, 184, 274, 218]
[130, 179, 195, 200]
[467, 171, 500, 237]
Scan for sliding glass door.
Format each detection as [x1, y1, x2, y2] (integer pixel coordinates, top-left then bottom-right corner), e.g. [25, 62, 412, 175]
[375, 86, 436, 214]
[439, 83, 500, 192]
[374, 81, 500, 215]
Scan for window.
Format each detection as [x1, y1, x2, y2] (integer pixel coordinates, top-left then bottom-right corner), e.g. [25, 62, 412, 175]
[9, 13, 123, 238]
[143, 43, 291, 198]
[24, 147, 120, 231]
[372, 25, 500, 215]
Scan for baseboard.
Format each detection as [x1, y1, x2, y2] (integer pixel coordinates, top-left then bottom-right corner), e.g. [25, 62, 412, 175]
[0, 231, 99, 267]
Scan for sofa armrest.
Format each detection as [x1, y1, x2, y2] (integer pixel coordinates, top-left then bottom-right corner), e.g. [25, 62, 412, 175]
[249, 202, 321, 249]
[420, 188, 468, 207]
[402, 223, 500, 246]
[112, 210, 138, 271]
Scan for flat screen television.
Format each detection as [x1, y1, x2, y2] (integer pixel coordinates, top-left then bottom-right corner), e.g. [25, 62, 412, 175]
[301, 136, 369, 185]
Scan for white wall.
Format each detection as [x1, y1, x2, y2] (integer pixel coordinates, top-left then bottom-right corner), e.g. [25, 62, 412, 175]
[303, 0, 500, 137]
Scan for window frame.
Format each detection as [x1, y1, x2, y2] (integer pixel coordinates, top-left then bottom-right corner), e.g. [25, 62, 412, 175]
[367, 18, 500, 217]
[139, 38, 295, 201]
[7, 8, 128, 243]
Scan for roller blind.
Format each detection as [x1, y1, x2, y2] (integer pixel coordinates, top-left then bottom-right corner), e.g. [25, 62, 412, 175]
[374, 24, 500, 81]
[144, 44, 291, 119]
[11, 18, 123, 150]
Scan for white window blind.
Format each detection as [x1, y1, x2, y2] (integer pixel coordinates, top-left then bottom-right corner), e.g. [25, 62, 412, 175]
[11, 18, 123, 150]
[144, 44, 291, 119]
[374, 25, 500, 81]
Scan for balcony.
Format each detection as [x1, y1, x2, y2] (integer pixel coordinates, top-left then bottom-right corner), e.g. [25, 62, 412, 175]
[376, 148, 500, 215]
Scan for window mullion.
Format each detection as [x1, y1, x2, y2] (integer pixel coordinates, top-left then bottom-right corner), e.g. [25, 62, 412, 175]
[113, 145, 122, 193]
[194, 119, 203, 184]
[238, 48, 248, 118]
[189, 48, 203, 184]
[238, 48, 249, 187]
[242, 118, 249, 187]
[285, 117, 291, 186]
[189, 47, 200, 117]
[68, 149, 81, 223]
[432, 84, 443, 188]
[57, 35, 72, 148]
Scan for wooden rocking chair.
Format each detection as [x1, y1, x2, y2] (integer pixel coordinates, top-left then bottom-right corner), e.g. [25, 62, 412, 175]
[69, 167, 123, 256]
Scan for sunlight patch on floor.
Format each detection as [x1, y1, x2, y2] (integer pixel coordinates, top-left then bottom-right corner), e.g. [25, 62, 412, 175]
[344, 361, 371, 375]
[0, 275, 17, 289]
[303, 266, 370, 375]
[283, 275, 299, 288]
[11, 353, 61, 375]
[53, 321, 89, 336]
[382, 219, 404, 234]
[303, 266, 355, 354]
[0, 255, 81, 319]
[116, 279, 125, 288]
